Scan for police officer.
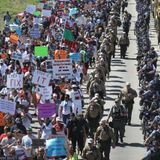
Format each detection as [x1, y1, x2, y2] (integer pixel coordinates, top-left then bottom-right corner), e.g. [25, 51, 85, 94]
[94, 119, 116, 160]
[120, 82, 137, 125]
[107, 99, 127, 144]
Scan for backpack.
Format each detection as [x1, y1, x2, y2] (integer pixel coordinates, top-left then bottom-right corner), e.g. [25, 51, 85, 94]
[99, 126, 111, 141]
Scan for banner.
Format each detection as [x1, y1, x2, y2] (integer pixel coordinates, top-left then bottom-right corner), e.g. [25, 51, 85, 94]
[46, 138, 66, 157]
[41, 9, 51, 17]
[30, 27, 41, 38]
[26, 5, 36, 14]
[38, 103, 56, 118]
[0, 99, 16, 115]
[7, 73, 23, 89]
[52, 59, 73, 79]
[32, 70, 51, 86]
[11, 52, 22, 61]
[34, 46, 48, 57]
[69, 53, 81, 62]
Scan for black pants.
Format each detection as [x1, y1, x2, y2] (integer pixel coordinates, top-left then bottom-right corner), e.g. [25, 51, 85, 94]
[113, 120, 125, 143]
[125, 102, 133, 124]
[99, 139, 111, 160]
[120, 45, 127, 58]
[71, 136, 84, 152]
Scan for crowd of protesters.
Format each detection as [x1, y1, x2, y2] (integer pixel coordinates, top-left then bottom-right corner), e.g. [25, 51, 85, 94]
[0, 0, 158, 159]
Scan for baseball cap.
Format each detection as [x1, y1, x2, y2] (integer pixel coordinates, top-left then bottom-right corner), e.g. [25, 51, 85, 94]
[126, 82, 131, 86]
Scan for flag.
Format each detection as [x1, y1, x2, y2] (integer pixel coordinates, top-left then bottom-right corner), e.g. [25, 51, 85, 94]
[63, 21, 75, 42]
[63, 28, 74, 41]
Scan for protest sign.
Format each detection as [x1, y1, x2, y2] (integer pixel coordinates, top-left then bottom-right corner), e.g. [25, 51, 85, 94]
[69, 53, 81, 62]
[26, 5, 36, 14]
[38, 86, 53, 100]
[33, 17, 41, 24]
[0, 99, 16, 115]
[69, 8, 77, 15]
[32, 70, 51, 86]
[11, 52, 22, 61]
[54, 50, 67, 59]
[10, 34, 19, 44]
[46, 138, 66, 157]
[30, 27, 41, 38]
[34, 11, 41, 17]
[52, 59, 73, 79]
[34, 46, 48, 57]
[41, 9, 51, 17]
[38, 103, 56, 118]
[76, 15, 87, 25]
[7, 73, 23, 89]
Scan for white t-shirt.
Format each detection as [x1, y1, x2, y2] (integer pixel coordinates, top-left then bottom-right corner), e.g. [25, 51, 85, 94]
[70, 90, 82, 114]
[60, 100, 75, 115]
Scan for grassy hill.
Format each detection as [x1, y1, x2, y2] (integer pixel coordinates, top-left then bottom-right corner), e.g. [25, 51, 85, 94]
[0, 0, 36, 30]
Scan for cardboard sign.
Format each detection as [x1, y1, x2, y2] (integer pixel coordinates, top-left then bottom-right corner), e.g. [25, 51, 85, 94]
[34, 46, 48, 57]
[30, 27, 41, 38]
[37, 86, 53, 100]
[32, 70, 51, 86]
[7, 73, 23, 89]
[26, 5, 36, 14]
[52, 59, 72, 79]
[0, 99, 16, 115]
[38, 103, 56, 118]
[11, 52, 22, 61]
[41, 9, 51, 17]
[32, 139, 45, 148]
[54, 50, 67, 59]
[46, 138, 66, 157]
[69, 53, 81, 62]
[10, 34, 19, 44]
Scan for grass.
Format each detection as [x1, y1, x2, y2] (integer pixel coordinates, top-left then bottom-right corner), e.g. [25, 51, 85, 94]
[0, 0, 37, 30]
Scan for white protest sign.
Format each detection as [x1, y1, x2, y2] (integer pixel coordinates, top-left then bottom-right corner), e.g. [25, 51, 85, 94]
[52, 59, 73, 79]
[0, 99, 16, 115]
[33, 18, 42, 25]
[11, 52, 22, 61]
[41, 9, 51, 17]
[26, 5, 36, 14]
[32, 70, 51, 86]
[30, 27, 41, 38]
[7, 73, 23, 89]
[38, 86, 53, 100]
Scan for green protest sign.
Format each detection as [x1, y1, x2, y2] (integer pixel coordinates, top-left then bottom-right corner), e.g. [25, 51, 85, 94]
[34, 46, 48, 57]
[34, 11, 41, 17]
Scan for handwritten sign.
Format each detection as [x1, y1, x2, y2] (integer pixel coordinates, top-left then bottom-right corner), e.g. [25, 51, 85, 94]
[30, 27, 41, 38]
[46, 138, 66, 157]
[32, 70, 51, 86]
[0, 99, 16, 115]
[38, 103, 56, 118]
[7, 73, 23, 89]
[41, 9, 51, 17]
[11, 52, 22, 61]
[52, 59, 73, 79]
[37, 86, 53, 100]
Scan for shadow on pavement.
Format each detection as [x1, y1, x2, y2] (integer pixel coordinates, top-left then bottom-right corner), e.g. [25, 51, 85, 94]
[107, 85, 123, 88]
